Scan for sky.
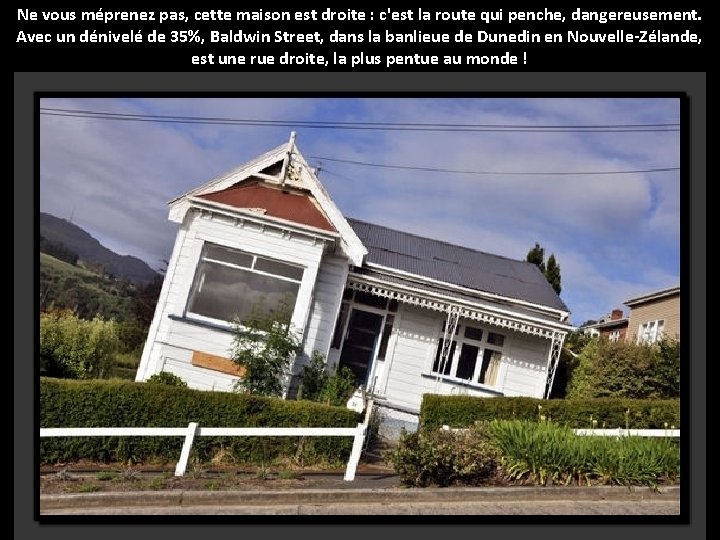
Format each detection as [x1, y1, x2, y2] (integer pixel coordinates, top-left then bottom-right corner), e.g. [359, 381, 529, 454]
[39, 97, 681, 326]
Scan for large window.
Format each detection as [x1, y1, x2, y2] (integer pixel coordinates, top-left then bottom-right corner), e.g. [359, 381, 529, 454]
[637, 319, 664, 344]
[431, 322, 505, 387]
[186, 243, 303, 325]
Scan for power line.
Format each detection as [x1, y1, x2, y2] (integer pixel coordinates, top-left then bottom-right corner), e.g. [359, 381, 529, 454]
[40, 107, 680, 133]
[312, 157, 679, 177]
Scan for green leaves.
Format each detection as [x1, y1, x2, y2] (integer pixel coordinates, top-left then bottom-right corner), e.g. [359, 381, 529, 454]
[40, 311, 119, 379]
[420, 395, 680, 430]
[567, 338, 680, 399]
[388, 424, 498, 487]
[40, 378, 359, 466]
[488, 420, 679, 487]
[231, 302, 301, 398]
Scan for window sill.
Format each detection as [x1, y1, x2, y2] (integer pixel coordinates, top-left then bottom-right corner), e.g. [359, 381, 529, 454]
[168, 314, 235, 334]
[421, 373, 504, 396]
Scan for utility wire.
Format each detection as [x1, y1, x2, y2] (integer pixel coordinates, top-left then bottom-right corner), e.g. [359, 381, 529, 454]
[40, 107, 680, 133]
[311, 157, 679, 177]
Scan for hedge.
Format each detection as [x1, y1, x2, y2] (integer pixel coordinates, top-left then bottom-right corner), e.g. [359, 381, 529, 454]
[420, 395, 680, 430]
[40, 378, 360, 466]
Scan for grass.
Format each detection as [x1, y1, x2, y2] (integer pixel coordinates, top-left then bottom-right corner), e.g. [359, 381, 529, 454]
[488, 420, 680, 487]
[69, 482, 101, 493]
[95, 471, 118, 481]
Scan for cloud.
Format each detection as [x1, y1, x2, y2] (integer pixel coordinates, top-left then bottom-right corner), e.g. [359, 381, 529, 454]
[39, 97, 680, 324]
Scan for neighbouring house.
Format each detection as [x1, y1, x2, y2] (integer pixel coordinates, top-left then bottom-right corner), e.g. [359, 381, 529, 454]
[624, 286, 680, 344]
[579, 309, 628, 342]
[136, 134, 573, 436]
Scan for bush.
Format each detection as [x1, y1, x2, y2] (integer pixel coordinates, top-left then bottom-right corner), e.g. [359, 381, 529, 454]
[40, 378, 359, 466]
[420, 395, 680, 430]
[489, 420, 679, 486]
[146, 372, 188, 388]
[567, 338, 680, 399]
[40, 311, 119, 379]
[298, 353, 358, 407]
[388, 423, 498, 487]
[232, 302, 301, 397]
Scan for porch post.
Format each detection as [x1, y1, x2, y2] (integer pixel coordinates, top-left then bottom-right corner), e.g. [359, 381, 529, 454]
[436, 307, 460, 384]
[543, 332, 565, 399]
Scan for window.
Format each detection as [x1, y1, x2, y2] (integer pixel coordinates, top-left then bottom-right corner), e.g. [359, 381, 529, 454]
[609, 330, 621, 342]
[430, 322, 505, 387]
[637, 320, 664, 344]
[186, 242, 303, 325]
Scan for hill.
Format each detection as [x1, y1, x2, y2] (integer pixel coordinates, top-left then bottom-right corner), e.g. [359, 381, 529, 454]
[39, 212, 158, 285]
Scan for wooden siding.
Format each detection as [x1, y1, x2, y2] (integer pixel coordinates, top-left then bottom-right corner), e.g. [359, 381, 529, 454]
[380, 305, 550, 411]
[301, 255, 349, 364]
[136, 209, 329, 390]
[626, 293, 680, 343]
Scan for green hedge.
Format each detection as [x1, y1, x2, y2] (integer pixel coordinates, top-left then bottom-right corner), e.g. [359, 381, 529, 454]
[41, 378, 360, 466]
[420, 395, 680, 430]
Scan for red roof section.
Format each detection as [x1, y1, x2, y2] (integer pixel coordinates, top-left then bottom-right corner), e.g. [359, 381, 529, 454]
[197, 182, 336, 232]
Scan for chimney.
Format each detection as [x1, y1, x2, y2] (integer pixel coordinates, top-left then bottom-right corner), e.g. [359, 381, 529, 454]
[610, 309, 624, 320]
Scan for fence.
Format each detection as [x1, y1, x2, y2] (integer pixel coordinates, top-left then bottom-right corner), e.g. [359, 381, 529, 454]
[441, 424, 680, 438]
[40, 401, 374, 481]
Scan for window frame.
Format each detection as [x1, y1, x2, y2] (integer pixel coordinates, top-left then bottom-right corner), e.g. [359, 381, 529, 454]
[637, 319, 665, 344]
[429, 321, 506, 390]
[184, 241, 304, 328]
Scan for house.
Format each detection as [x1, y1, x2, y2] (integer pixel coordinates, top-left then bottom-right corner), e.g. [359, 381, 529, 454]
[136, 134, 573, 436]
[624, 286, 680, 344]
[579, 309, 628, 342]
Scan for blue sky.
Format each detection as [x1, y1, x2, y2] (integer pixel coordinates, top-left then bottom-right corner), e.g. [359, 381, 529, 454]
[39, 97, 680, 325]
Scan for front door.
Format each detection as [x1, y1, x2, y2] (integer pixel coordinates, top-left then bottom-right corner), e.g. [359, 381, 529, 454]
[338, 309, 384, 387]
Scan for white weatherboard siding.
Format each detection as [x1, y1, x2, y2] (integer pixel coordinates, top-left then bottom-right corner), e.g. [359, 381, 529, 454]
[137, 209, 329, 390]
[500, 332, 550, 398]
[301, 255, 350, 364]
[380, 305, 551, 412]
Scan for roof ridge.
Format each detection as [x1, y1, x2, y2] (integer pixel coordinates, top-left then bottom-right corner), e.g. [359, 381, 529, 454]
[346, 217, 534, 266]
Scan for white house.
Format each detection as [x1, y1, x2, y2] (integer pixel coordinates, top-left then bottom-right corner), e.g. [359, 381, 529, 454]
[136, 134, 573, 435]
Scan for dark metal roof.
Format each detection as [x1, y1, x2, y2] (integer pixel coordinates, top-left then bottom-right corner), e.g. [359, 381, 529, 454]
[347, 218, 568, 312]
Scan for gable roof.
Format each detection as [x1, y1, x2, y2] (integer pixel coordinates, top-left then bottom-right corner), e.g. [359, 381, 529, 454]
[198, 182, 336, 232]
[169, 134, 366, 265]
[347, 218, 568, 312]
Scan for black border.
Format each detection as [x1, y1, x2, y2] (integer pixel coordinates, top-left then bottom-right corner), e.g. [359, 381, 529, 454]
[17, 76, 704, 538]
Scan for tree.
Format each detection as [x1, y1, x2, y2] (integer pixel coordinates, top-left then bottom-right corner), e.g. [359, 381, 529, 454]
[231, 300, 301, 397]
[545, 254, 562, 294]
[525, 243, 545, 273]
[566, 338, 679, 399]
[525, 242, 562, 295]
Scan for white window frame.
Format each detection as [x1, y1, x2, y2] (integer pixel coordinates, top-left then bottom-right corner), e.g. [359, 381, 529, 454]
[637, 319, 665, 344]
[185, 242, 304, 329]
[429, 321, 506, 390]
[608, 329, 621, 342]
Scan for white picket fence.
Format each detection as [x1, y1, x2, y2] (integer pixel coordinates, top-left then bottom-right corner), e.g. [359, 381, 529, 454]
[40, 401, 374, 481]
[441, 425, 680, 438]
[572, 428, 680, 438]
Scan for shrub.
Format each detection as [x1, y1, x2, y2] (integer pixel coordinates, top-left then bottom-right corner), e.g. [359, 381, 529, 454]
[488, 420, 679, 486]
[420, 395, 680, 430]
[146, 372, 188, 388]
[298, 353, 358, 407]
[567, 338, 680, 399]
[388, 423, 498, 487]
[40, 378, 359, 466]
[232, 302, 301, 397]
[40, 310, 119, 379]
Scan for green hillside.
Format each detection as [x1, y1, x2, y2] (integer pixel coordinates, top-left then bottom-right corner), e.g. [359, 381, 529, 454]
[40, 252, 137, 321]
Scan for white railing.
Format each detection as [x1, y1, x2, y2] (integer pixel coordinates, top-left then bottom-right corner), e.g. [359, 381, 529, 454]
[441, 425, 680, 438]
[41, 401, 374, 481]
[572, 428, 680, 438]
